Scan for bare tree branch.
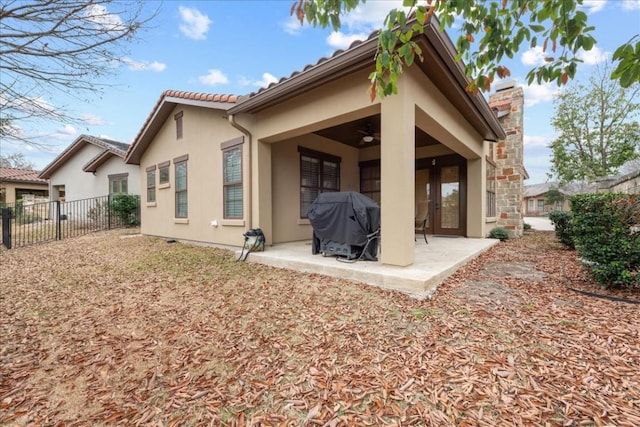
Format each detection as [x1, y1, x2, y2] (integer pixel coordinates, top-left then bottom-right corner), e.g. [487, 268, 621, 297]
[0, 0, 159, 146]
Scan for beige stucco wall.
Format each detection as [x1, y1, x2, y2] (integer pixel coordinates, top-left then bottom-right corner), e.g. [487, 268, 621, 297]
[271, 133, 360, 244]
[0, 182, 49, 204]
[138, 104, 245, 246]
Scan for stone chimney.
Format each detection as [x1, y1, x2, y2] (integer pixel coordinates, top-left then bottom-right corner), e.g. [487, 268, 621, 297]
[488, 80, 525, 238]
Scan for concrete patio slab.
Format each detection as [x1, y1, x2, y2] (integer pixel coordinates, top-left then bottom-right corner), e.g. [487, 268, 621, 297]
[242, 236, 500, 299]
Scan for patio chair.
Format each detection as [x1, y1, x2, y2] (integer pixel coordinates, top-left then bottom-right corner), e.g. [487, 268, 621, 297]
[415, 205, 429, 244]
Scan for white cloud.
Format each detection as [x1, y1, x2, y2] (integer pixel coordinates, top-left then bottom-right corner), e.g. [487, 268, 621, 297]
[524, 134, 552, 148]
[243, 72, 279, 88]
[198, 69, 229, 86]
[622, 0, 640, 10]
[122, 57, 167, 72]
[327, 31, 369, 50]
[81, 113, 106, 126]
[577, 46, 608, 65]
[282, 15, 304, 35]
[579, 0, 606, 14]
[522, 82, 561, 107]
[521, 46, 547, 67]
[50, 124, 77, 140]
[178, 6, 212, 40]
[341, 1, 404, 32]
[84, 4, 125, 31]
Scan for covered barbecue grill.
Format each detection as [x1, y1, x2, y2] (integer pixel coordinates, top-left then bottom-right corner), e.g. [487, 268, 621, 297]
[308, 191, 380, 261]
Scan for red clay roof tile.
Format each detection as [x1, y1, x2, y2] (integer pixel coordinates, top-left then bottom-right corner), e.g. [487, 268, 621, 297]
[0, 167, 47, 183]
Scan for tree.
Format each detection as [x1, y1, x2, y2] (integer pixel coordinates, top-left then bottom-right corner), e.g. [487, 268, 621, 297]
[545, 188, 565, 206]
[292, 0, 640, 99]
[0, 0, 157, 146]
[549, 63, 640, 183]
[0, 152, 35, 169]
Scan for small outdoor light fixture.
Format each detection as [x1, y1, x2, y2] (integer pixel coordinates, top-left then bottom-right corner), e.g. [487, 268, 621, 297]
[362, 135, 374, 143]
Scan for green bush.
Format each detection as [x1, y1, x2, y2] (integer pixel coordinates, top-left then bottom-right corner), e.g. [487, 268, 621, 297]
[523, 222, 532, 230]
[489, 227, 509, 241]
[548, 210, 575, 248]
[110, 194, 140, 226]
[570, 193, 639, 289]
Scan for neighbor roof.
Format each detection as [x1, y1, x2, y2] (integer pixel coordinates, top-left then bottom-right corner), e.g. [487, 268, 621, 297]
[39, 134, 130, 179]
[0, 167, 47, 184]
[125, 90, 239, 165]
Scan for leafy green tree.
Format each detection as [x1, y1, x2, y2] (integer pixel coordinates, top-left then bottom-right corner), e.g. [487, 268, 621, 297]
[550, 63, 640, 183]
[545, 188, 565, 206]
[292, 0, 640, 98]
[0, 0, 157, 146]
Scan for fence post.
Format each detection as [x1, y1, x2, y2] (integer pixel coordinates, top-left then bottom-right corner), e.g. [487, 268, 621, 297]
[1, 207, 12, 249]
[56, 201, 61, 241]
[107, 194, 112, 230]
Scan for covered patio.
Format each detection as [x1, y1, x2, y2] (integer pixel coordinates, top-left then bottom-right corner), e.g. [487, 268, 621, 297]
[243, 235, 499, 299]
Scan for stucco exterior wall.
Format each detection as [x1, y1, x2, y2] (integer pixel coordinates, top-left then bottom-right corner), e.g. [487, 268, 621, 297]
[271, 134, 360, 244]
[0, 182, 49, 204]
[48, 144, 140, 201]
[138, 104, 245, 246]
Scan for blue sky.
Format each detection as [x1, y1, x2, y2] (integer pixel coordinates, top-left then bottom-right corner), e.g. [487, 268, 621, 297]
[2, 0, 639, 184]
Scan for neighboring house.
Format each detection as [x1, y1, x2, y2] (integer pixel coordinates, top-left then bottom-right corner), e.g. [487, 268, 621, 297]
[39, 134, 140, 202]
[0, 167, 49, 205]
[523, 182, 598, 215]
[596, 168, 640, 194]
[126, 15, 525, 268]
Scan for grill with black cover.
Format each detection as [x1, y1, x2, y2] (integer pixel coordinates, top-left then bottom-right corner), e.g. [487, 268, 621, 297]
[308, 191, 380, 261]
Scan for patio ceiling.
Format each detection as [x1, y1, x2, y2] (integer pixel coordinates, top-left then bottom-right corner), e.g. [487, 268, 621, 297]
[313, 115, 441, 149]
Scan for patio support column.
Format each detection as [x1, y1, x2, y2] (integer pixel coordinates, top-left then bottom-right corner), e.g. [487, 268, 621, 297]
[254, 139, 273, 244]
[380, 82, 415, 267]
[467, 156, 485, 237]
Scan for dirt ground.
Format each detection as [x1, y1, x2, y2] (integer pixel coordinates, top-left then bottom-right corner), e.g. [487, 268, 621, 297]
[1, 229, 639, 426]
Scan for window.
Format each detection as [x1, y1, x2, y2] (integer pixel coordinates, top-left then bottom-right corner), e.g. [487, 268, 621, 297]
[146, 166, 156, 203]
[299, 147, 340, 218]
[537, 199, 545, 213]
[109, 173, 128, 194]
[174, 155, 188, 218]
[223, 146, 243, 219]
[486, 158, 496, 217]
[174, 111, 183, 139]
[158, 161, 170, 186]
[360, 161, 380, 204]
[528, 199, 534, 213]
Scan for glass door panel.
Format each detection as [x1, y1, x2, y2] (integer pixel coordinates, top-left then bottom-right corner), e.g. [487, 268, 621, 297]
[439, 165, 460, 230]
[415, 169, 431, 234]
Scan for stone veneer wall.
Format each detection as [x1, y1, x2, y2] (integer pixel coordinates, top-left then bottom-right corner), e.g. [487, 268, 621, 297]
[489, 84, 525, 237]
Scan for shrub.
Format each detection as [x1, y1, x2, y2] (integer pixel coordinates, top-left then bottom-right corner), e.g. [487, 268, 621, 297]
[548, 210, 574, 248]
[110, 194, 140, 226]
[489, 227, 509, 241]
[570, 193, 639, 289]
[523, 222, 532, 231]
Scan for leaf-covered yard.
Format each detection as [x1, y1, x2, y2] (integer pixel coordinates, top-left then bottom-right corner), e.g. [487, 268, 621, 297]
[1, 230, 639, 426]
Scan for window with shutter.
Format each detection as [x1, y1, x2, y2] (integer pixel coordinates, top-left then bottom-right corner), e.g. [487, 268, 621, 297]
[298, 147, 340, 218]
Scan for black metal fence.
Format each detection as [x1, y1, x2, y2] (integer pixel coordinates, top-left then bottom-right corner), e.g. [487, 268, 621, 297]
[1, 194, 140, 250]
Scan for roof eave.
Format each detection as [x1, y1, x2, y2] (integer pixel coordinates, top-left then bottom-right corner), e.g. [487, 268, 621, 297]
[228, 37, 379, 115]
[83, 150, 113, 173]
[125, 97, 236, 165]
[421, 22, 506, 141]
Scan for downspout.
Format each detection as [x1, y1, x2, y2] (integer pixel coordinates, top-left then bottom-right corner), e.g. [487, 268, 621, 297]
[227, 114, 252, 229]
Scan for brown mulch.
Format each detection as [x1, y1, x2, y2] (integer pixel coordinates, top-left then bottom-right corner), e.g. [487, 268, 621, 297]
[0, 230, 638, 426]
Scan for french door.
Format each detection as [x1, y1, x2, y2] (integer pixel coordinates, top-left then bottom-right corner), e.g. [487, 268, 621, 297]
[416, 155, 467, 236]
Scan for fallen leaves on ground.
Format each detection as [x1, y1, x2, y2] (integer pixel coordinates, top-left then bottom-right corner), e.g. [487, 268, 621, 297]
[1, 230, 638, 426]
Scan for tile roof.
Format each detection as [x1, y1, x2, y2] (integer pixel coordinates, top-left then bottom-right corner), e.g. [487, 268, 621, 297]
[0, 167, 47, 183]
[39, 134, 130, 179]
[126, 90, 239, 164]
[241, 33, 378, 101]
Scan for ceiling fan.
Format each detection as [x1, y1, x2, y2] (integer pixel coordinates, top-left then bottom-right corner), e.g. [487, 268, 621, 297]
[357, 122, 380, 145]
